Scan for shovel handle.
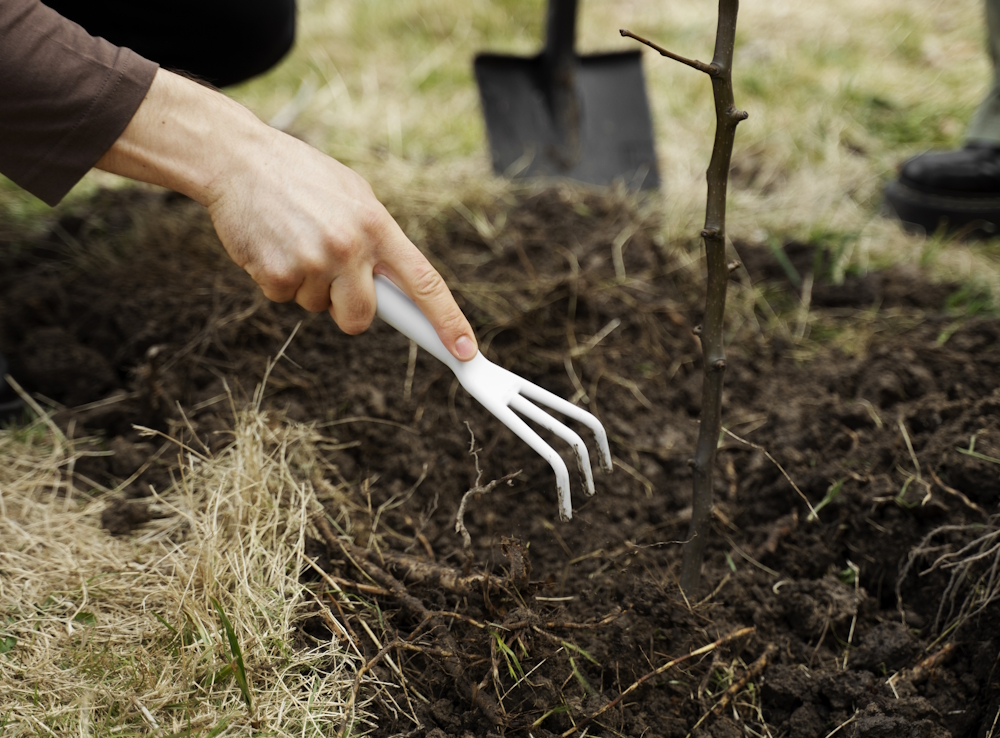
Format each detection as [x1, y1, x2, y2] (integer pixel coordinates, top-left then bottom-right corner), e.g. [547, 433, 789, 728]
[544, 0, 578, 68]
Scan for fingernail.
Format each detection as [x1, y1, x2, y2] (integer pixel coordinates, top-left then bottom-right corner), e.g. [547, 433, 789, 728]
[455, 335, 477, 360]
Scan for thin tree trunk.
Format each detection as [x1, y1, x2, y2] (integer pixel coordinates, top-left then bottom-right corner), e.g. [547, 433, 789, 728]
[622, 0, 747, 596]
[678, 0, 746, 595]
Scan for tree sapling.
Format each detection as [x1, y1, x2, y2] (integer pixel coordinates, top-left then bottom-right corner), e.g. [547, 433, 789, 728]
[622, 0, 747, 594]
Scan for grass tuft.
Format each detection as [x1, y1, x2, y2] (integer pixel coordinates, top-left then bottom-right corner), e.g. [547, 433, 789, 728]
[0, 402, 368, 735]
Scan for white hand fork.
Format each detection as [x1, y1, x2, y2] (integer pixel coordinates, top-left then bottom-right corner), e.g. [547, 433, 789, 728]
[374, 275, 613, 521]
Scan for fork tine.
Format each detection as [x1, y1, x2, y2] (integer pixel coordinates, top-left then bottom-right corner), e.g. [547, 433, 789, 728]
[518, 382, 613, 473]
[492, 405, 575, 521]
[509, 395, 595, 497]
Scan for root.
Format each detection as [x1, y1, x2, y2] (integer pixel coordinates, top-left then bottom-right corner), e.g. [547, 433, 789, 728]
[560, 626, 754, 738]
[454, 422, 520, 550]
[315, 515, 505, 727]
[886, 643, 956, 695]
[713, 643, 777, 714]
[722, 427, 817, 521]
[315, 515, 510, 597]
[313, 511, 634, 731]
[337, 639, 457, 738]
[898, 519, 1000, 635]
[688, 642, 778, 734]
[367, 543, 512, 597]
[454, 470, 521, 551]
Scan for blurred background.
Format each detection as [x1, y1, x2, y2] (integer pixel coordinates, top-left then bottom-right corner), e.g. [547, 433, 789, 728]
[1, 0, 992, 291]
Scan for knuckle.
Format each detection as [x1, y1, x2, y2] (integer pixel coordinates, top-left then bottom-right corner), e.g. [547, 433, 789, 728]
[250, 259, 298, 302]
[437, 309, 469, 335]
[261, 286, 294, 303]
[410, 267, 447, 301]
[296, 247, 325, 273]
[324, 237, 354, 265]
[265, 268, 300, 293]
[356, 203, 392, 241]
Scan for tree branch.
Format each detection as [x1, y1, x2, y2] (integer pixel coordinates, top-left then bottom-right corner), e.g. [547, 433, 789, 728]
[619, 29, 718, 76]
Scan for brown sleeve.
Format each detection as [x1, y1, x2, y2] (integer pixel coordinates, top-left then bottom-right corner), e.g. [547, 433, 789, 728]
[0, 0, 159, 205]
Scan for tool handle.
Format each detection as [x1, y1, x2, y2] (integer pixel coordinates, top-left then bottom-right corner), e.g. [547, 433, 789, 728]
[544, 0, 578, 67]
[373, 274, 465, 373]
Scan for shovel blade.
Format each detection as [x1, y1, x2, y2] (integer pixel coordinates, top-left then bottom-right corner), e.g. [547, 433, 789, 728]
[474, 50, 659, 189]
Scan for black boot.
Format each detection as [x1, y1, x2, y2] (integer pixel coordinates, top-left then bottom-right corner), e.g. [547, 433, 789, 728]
[884, 142, 1000, 237]
[0, 351, 25, 422]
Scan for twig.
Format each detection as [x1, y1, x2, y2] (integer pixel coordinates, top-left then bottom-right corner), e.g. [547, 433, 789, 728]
[929, 468, 986, 518]
[824, 712, 858, 738]
[569, 318, 622, 357]
[687, 642, 777, 734]
[986, 703, 1000, 738]
[323, 573, 392, 597]
[726, 536, 780, 578]
[809, 608, 832, 668]
[887, 642, 956, 691]
[898, 418, 922, 479]
[842, 560, 860, 669]
[428, 610, 489, 629]
[560, 626, 754, 738]
[713, 643, 777, 713]
[696, 573, 732, 607]
[723, 427, 818, 521]
[619, 29, 718, 76]
[543, 609, 626, 631]
[338, 640, 453, 738]
[4, 374, 66, 449]
[612, 457, 655, 498]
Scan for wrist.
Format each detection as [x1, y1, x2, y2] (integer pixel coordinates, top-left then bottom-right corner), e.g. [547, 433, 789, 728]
[96, 69, 272, 207]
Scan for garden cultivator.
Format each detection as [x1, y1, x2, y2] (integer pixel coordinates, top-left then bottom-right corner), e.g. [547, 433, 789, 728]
[375, 275, 612, 521]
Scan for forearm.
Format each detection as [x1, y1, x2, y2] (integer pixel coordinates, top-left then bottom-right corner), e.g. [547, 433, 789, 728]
[93, 68, 478, 360]
[95, 68, 266, 207]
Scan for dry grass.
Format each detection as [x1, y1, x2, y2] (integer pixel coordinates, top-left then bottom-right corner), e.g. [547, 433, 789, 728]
[0, 392, 369, 736]
[3, 0, 993, 297]
[1, 1, 1000, 733]
[0, 0, 991, 331]
[217, 0, 997, 295]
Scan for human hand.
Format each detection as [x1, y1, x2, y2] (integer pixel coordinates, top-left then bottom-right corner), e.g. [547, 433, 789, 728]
[96, 69, 477, 361]
[207, 128, 477, 359]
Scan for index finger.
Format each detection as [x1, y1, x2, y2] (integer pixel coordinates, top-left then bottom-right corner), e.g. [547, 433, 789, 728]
[376, 233, 478, 362]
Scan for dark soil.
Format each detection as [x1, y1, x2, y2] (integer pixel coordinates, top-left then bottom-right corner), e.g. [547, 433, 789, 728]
[2, 186, 999, 737]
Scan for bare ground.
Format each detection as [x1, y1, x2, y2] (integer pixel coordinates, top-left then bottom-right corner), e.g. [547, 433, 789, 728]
[2, 186, 999, 737]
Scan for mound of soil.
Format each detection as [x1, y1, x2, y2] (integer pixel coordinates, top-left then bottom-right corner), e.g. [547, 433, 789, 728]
[2, 187, 999, 737]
